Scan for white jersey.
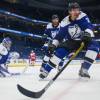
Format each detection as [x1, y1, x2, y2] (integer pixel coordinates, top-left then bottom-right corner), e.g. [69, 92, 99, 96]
[0, 43, 9, 64]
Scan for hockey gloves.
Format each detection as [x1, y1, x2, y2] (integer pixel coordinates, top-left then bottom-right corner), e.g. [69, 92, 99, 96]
[81, 32, 92, 45]
[48, 44, 56, 54]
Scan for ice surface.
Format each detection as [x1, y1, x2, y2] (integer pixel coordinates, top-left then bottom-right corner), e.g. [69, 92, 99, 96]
[0, 64, 100, 100]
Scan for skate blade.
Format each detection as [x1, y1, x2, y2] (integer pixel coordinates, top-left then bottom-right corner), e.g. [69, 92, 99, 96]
[79, 76, 90, 81]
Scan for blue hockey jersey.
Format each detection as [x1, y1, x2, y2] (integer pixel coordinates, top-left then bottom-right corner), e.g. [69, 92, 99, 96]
[44, 23, 60, 39]
[55, 11, 94, 42]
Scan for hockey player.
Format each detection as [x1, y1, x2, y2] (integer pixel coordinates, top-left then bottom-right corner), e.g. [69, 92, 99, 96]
[0, 37, 12, 77]
[40, 2, 99, 79]
[29, 50, 36, 65]
[40, 15, 64, 77]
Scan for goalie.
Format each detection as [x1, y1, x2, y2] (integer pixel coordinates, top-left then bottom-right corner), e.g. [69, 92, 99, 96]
[39, 2, 99, 79]
[0, 37, 12, 77]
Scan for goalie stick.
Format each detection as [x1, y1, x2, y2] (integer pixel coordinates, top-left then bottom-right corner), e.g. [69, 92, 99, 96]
[17, 42, 84, 98]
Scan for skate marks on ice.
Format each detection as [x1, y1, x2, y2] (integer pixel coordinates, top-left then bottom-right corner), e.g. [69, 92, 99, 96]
[0, 65, 100, 100]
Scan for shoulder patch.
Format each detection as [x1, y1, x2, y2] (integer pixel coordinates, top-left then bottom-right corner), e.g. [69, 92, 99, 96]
[60, 16, 70, 27]
[77, 11, 87, 20]
[46, 23, 53, 29]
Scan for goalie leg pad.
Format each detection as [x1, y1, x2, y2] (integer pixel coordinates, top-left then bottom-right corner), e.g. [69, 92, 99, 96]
[0, 64, 10, 74]
[0, 70, 6, 77]
[0, 65, 11, 77]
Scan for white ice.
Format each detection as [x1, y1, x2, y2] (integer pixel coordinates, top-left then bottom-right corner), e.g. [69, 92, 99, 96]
[0, 63, 100, 100]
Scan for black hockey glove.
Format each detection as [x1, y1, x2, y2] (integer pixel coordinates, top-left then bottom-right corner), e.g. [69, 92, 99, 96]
[81, 32, 92, 45]
[48, 44, 56, 54]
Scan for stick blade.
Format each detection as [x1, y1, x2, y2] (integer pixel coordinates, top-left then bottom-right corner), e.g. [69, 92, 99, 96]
[17, 84, 45, 98]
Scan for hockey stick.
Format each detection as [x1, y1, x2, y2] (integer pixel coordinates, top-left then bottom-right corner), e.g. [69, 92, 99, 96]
[17, 42, 84, 98]
[21, 64, 29, 74]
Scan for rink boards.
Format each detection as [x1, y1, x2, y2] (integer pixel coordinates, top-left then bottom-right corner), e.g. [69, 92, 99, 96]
[7, 59, 100, 67]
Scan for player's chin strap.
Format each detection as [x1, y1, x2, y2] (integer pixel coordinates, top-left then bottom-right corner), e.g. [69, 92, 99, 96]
[17, 42, 84, 99]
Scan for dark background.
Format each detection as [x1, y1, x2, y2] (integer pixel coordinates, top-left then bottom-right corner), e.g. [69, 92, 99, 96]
[0, 0, 100, 22]
[0, 0, 100, 59]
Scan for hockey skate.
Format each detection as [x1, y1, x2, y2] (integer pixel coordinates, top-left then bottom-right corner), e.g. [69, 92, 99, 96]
[79, 67, 90, 79]
[39, 71, 49, 79]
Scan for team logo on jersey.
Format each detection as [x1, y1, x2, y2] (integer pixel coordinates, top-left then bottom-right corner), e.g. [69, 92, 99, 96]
[68, 24, 81, 39]
[51, 30, 59, 38]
